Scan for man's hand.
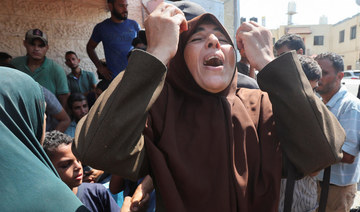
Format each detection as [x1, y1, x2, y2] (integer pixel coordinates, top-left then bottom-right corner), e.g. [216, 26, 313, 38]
[120, 197, 132, 212]
[236, 22, 274, 71]
[83, 168, 104, 183]
[145, 2, 187, 65]
[97, 65, 112, 81]
[130, 175, 154, 212]
[341, 151, 355, 164]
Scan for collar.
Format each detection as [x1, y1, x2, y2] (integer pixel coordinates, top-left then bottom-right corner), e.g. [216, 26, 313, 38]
[325, 86, 348, 108]
[69, 69, 83, 78]
[26, 56, 48, 69]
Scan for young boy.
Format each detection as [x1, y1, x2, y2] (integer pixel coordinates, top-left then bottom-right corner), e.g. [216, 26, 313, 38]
[43, 130, 120, 212]
[64, 93, 89, 138]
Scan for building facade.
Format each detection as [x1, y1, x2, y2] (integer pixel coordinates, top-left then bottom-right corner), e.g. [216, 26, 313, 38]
[271, 13, 360, 70]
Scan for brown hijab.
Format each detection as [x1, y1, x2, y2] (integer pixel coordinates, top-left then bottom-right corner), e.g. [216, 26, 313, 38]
[144, 13, 282, 211]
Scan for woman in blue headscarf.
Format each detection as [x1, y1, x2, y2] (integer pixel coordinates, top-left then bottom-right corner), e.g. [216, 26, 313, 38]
[0, 66, 87, 211]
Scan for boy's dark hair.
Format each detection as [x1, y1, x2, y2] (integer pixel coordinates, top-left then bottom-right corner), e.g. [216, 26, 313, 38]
[65, 51, 78, 58]
[315, 52, 344, 73]
[67, 93, 87, 110]
[107, 0, 114, 3]
[43, 130, 73, 159]
[274, 34, 306, 54]
[298, 55, 322, 81]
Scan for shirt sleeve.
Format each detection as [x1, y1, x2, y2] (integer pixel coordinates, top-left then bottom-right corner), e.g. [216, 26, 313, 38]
[89, 71, 97, 85]
[339, 102, 360, 156]
[72, 50, 167, 181]
[101, 186, 121, 212]
[257, 51, 346, 175]
[90, 23, 102, 44]
[136, 22, 141, 32]
[42, 86, 63, 115]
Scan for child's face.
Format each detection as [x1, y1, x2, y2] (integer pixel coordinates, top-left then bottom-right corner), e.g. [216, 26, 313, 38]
[50, 143, 83, 189]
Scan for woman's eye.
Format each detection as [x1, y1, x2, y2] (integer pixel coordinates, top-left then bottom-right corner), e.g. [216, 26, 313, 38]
[189, 37, 202, 42]
[219, 38, 229, 44]
[60, 162, 71, 169]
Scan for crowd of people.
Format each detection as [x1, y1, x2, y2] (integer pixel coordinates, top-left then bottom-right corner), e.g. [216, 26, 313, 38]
[1, 0, 360, 212]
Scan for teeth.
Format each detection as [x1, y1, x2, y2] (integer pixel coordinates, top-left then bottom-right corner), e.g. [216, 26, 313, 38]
[207, 56, 218, 60]
[204, 55, 223, 66]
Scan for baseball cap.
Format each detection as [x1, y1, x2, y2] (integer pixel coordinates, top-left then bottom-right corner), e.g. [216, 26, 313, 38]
[25, 29, 48, 45]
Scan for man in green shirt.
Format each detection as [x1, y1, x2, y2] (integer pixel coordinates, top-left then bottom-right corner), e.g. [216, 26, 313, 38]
[65, 51, 97, 97]
[11, 29, 70, 108]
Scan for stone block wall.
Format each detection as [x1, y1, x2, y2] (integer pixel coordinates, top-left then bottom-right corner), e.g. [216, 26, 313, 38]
[0, 0, 143, 75]
[0, 0, 237, 74]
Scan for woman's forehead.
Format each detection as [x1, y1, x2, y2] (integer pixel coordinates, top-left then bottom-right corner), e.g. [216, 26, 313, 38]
[192, 22, 224, 34]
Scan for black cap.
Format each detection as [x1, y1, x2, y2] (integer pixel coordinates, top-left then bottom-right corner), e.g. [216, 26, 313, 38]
[172, 1, 206, 21]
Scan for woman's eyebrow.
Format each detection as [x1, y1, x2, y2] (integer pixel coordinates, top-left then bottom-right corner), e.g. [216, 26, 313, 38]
[193, 26, 205, 34]
[193, 26, 224, 35]
[214, 27, 222, 32]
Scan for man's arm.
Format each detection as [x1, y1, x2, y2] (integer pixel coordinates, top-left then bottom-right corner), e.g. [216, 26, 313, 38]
[86, 39, 112, 81]
[338, 102, 360, 164]
[57, 93, 70, 111]
[53, 109, 71, 133]
[90, 71, 97, 92]
[130, 175, 154, 211]
[42, 86, 70, 132]
[341, 151, 355, 163]
[109, 175, 125, 194]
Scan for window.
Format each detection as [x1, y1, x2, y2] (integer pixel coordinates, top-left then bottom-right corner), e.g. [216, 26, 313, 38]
[313, 36, 324, 45]
[339, 30, 345, 43]
[350, 26, 356, 40]
[344, 72, 352, 77]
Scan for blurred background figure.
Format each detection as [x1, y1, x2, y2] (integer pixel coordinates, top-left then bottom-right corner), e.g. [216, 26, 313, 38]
[0, 52, 12, 67]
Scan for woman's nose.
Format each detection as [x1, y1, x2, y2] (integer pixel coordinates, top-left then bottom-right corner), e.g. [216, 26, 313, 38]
[206, 34, 220, 49]
[74, 160, 82, 170]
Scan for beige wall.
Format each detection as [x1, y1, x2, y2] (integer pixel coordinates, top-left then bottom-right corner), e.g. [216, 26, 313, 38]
[330, 15, 360, 69]
[304, 25, 331, 56]
[0, 0, 143, 74]
[0, 0, 237, 74]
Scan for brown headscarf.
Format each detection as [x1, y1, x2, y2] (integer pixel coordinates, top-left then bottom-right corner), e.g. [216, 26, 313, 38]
[144, 13, 282, 211]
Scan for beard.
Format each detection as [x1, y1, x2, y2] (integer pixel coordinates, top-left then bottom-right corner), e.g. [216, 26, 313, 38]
[316, 79, 337, 95]
[112, 9, 127, 21]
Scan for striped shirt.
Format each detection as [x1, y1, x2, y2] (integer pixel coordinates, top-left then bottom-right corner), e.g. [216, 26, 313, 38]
[278, 176, 318, 212]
